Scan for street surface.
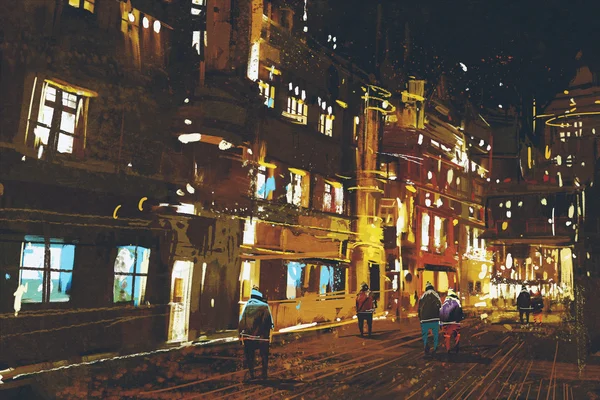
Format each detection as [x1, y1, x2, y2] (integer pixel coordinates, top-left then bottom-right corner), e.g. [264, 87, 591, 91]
[14, 316, 600, 399]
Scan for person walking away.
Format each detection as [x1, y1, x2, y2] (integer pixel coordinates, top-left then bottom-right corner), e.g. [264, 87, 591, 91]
[419, 282, 441, 354]
[239, 287, 274, 380]
[356, 282, 376, 337]
[531, 288, 544, 326]
[517, 284, 532, 326]
[440, 288, 464, 353]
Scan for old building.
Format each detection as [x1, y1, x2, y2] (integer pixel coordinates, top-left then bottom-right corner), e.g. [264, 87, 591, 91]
[0, 0, 198, 365]
[173, 0, 393, 331]
[379, 76, 491, 312]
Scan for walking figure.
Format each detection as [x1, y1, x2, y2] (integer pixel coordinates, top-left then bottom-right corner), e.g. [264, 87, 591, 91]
[419, 282, 441, 355]
[531, 288, 544, 326]
[517, 284, 532, 326]
[239, 287, 274, 380]
[440, 288, 464, 353]
[356, 282, 376, 337]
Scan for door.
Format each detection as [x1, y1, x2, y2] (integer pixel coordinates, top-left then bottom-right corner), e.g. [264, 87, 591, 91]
[369, 262, 381, 301]
[168, 260, 194, 343]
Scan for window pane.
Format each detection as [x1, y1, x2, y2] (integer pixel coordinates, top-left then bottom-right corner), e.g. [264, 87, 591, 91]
[287, 262, 305, 299]
[45, 86, 57, 102]
[334, 187, 343, 214]
[60, 111, 76, 134]
[114, 247, 136, 303]
[40, 106, 54, 127]
[57, 133, 74, 154]
[83, 0, 94, 12]
[62, 93, 78, 109]
[192, 31, 201, 54]
[256, 171, 266, 199]
[319, 265, 333, 294]
[421, 213, 430, 250]
[113, 246, 150, 306]
[19, 269, 44, 303]
[49, 244, 75, 302]
[115, 273, 133, 302]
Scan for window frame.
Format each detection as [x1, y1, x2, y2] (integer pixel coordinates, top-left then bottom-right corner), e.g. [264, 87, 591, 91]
[32, 82, 87, 159]
[113, 246, 150, 306]
[18, 238, 75, 304]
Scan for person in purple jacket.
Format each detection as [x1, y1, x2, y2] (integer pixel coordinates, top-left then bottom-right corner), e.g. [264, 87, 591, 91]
[440, 288, 464, 353]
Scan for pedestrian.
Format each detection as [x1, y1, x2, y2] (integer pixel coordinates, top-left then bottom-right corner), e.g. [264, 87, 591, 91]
[516, 284, 532, 326]
[531, 288, 544, 326]
[356, 282, 376, 337]
[440, 288, 464, 353]
[418, 281, 441, 354]
[239, 287, 274, 380]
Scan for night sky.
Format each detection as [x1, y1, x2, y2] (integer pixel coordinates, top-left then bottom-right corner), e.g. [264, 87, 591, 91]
[321, 0, 599, 112]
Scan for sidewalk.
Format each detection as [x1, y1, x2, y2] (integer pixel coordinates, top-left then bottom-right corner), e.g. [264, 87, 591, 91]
[1, 312, 411, 385]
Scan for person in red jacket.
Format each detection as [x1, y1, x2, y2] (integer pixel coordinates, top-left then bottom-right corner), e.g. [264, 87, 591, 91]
[356, 282, 376, 337]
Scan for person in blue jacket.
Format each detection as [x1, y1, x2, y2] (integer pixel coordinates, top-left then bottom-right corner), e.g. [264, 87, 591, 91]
[418, 281, 441, 354]
[239, 287, 274, 380]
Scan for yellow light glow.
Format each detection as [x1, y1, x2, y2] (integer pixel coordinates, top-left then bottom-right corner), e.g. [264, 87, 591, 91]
[453, 219, 459, 226]
[138, 197, 147, 211]
[545, 145, 551, 160]
[502, 221, 508, 230]
[406, 185, 417, 193]
[288, 168, 307, 176]
[113, 205, 122, 219]
[335, 100, 348, 109]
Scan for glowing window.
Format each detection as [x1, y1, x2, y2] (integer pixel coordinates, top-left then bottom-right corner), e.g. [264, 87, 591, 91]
[113, 246, 150, 306]
[421, 213, 430, 251]
[322, 182, 344, 214]
[286, 262, 306, 299]
[319, 265, 345, 295]
[256, 166, 275, 200]
[284, 95, 308, 124]
[68, 0, 95, 13]
[243, 219, 257, 245]
[19, 237, 75, 303]
[32, 82, 88, 159]
[259, 80, 275, 108]
[319, 114, 334, 137]
[286, 172, 304, 207]
[433, 216, 447, 253]
[192, 31, 202, 55]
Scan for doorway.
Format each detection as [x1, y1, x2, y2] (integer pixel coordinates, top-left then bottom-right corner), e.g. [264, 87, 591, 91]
[369, 262, 381, 301]
[168, 260, 194, 343]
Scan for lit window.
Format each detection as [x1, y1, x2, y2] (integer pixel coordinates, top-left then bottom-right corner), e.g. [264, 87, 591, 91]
[259, 80, 275, 108]
[19, 238, 75, 304]
[192, 31, 202, 55]
[239, 260, 256, 300]
[421, 213, 430, 251]
[256, 166, 275, 200]
[32, 82, 89, 159]
[68, 0, 95, 13]
[322, 182, 344, 214]
[243, 219, 256, 245]
[283, 85, 308, 124]
[433, 216, 447, 253]
[113, 246, 150, 306]
[287, 262, 306, 299]
[324, 183, 332, 211]
[286, 172, 304, 206]
[319, 265, 345, 295]
[192, 0, 206, 4]
[319, 114, 334, 136]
